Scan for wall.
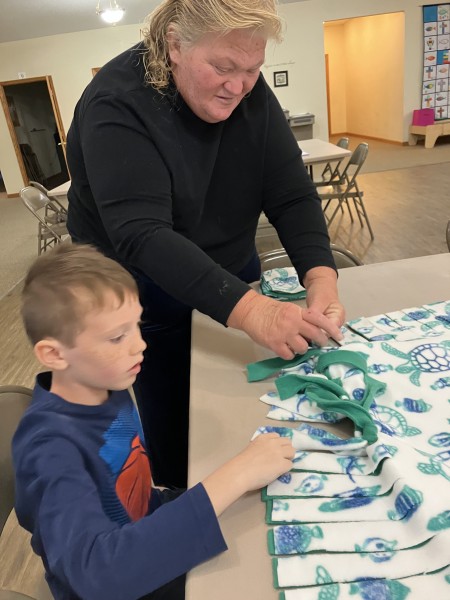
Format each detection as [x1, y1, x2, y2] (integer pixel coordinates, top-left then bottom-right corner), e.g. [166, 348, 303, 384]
[0, 0, 439, 194]
[0, 24, 140, 194]
[264, 0, 436, 141]
[322, 13, 405, 140]
[346, 13, 404, 140]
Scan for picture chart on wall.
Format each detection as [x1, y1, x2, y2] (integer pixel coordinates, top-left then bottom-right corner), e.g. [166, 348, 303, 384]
[422, 4, 450, 119]
[422, 4, 450, 120]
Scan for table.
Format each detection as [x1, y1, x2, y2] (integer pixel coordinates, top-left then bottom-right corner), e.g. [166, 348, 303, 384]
[47, 180, 70, 198]
[186, 253, 450, 599]
[298, 138, 351, 177]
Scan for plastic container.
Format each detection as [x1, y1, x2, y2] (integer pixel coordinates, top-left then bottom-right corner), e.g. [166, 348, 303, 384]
[412, 108, 435, 126]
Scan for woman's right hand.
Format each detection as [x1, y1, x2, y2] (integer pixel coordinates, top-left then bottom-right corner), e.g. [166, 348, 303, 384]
[227, 289, 341, 359]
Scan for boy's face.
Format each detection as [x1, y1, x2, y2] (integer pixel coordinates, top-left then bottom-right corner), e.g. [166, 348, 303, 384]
[54, 290, 146, 404]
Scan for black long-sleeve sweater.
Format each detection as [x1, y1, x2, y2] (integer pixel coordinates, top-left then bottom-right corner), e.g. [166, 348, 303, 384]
[66, 44, 333, 324]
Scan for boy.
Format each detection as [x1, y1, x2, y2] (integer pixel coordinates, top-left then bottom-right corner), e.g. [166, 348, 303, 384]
[13, 244, 294, 600]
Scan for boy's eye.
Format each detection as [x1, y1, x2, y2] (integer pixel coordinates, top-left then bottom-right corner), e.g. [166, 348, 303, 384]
[110, 334, 125, 344]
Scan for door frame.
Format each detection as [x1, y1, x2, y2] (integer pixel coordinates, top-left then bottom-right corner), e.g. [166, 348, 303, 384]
[0, 75, 67, 187]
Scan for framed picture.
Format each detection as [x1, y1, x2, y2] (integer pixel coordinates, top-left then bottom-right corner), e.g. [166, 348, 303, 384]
[273, 70, 288, 88]
[6, 95, 20, 127]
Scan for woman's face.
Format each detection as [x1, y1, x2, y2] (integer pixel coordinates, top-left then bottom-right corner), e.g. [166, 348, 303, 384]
[169, 28, 266, 123]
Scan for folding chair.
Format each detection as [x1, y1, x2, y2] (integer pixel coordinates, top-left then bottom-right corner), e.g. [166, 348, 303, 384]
[316, 142, 374, 240]
[0, 385, 51, 600]
[28, 181, 67, 219]
[0, 386, 32, 535]
[259, 245, 363, 271]
[317, 137, 350, 183]
[20, 186, 70, 255]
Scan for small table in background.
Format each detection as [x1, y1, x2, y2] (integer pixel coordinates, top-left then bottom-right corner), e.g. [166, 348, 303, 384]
[47, 180, 70, 199]
[298, 138, 352, 177]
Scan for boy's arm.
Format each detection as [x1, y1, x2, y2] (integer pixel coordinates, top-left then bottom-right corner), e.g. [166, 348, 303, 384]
[15, 438, 226, 600]
[14, 434, 293, 600]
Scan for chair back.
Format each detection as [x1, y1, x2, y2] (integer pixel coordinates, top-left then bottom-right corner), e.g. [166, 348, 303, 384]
[29, 181, 68, 216]
[446, 220, 450, 252]
[342, 142, 369, 186]
[20, 186, 49, 214]
[330, 243, 363, 268]
[259, 246, 363, 272]
[0, 386, 33, 534]
[259, 248, 292, 271]
[20, 186, 69, 254]
[28, 181, 48, 196]
[336, 137, 349, 150]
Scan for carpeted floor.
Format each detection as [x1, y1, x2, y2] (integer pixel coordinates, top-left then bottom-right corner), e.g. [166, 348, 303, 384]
[0, 195, 39, 300]
[330, 134, 450, 174]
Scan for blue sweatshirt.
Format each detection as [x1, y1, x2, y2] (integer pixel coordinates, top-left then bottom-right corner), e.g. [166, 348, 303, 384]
[12, 373, 227, 600]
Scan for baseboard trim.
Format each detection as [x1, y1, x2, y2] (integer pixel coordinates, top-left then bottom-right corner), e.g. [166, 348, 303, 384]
[331, 132, 404, 146]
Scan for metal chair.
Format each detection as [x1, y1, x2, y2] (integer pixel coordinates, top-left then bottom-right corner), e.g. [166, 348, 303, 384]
[259, 245, 363, 271]
[0, 386, 33, 535]
[317, 137, 350, 183]
[446, 220, 450, 252]
[20, 186, 70, 254]
[316, 142, 374, 240]
[0, 386, 52, 600]
[28, 181, 68, 218]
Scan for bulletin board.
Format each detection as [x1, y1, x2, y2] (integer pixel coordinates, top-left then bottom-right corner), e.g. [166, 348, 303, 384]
[422, 4, 450, 119]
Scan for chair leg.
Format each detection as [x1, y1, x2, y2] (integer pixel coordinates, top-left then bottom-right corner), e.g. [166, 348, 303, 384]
[352, 196, 375, 240]
[343, 198, 354, 222]
[327, 198, 345, 226]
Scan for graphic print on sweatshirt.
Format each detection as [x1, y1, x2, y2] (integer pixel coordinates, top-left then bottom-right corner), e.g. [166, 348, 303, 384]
[99, 405, 151, 523]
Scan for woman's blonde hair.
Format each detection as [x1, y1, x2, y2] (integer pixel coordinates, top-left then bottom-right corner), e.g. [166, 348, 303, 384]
[142, 0, 282, 92]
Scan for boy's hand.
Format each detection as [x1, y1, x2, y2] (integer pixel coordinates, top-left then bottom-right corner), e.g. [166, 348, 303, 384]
[234, 433, 295, 491]
[202, 433, 294, 517]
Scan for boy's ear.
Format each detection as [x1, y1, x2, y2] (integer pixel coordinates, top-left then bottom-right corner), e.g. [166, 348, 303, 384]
[34, 339, 69, 371]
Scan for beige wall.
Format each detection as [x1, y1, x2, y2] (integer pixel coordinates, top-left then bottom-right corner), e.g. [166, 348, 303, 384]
[264, 0, 436, 141]
[0, 25, 140, 194]
[0, 0, 440, 193]
[323, 13, 404, 141]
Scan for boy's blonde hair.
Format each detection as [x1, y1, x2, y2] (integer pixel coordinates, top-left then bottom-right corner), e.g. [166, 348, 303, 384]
[21, 244, 138, 347]
[142, 0, 282, 91]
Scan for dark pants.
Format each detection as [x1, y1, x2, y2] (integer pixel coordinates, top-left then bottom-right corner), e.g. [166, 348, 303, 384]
[131, 252, 261, 489]
[139, 574, 186, 600]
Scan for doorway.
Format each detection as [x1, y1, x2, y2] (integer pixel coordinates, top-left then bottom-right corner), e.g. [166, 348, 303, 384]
[323, 13, 405, 143]
[0, 76, 69, 189]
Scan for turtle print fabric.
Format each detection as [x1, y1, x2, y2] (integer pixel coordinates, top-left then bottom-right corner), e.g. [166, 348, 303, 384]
[247, 301, 450, 598]
[260, 267, 307, 301]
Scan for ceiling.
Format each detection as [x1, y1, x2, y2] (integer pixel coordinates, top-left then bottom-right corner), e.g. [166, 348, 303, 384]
[0, 0, 160, 44]
[0, 0, 304, 44]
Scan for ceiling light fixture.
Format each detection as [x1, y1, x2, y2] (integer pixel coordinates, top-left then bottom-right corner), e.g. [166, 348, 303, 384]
[96, 1, 125, 25]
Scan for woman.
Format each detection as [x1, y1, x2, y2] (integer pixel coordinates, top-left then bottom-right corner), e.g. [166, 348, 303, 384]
[66, 0, 345, 489]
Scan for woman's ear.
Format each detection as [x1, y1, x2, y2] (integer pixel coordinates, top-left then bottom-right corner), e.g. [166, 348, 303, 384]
[34, 339, 69, 371]
[166, 24, 181, 65]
